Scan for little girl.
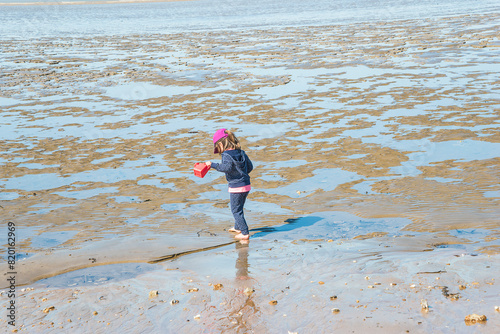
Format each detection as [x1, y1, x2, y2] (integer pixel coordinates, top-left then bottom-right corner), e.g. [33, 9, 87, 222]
[206, 128, 253, 240]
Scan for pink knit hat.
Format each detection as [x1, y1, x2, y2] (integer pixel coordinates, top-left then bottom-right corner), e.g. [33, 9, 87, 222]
[213, 128, 228, 154]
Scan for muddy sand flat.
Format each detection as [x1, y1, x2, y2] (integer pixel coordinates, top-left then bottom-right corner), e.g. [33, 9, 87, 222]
[1, 9, 499, 333]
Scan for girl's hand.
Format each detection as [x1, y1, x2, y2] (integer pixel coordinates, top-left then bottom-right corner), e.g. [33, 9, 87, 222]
[205, 161, 211, 167]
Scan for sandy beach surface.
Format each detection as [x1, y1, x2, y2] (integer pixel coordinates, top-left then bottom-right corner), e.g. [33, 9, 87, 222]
[1, 0, 499, 332]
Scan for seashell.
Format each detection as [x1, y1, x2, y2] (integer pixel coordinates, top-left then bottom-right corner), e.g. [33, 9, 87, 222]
[43, 306, 55, 313]
[244, 287, 254, 296]
[465, 314, 487, 325]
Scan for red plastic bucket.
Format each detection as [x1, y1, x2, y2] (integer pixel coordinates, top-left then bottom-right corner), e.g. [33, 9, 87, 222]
[194, 162, 210, 178]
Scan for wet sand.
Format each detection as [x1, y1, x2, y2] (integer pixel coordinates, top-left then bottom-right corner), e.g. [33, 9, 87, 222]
[4, 214, 500, 333]
[1, 10, 499, 333]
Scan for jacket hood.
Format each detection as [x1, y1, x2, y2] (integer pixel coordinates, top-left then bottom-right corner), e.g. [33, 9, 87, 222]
[223, 150, 251, 175]
[224, 149, 246, 164]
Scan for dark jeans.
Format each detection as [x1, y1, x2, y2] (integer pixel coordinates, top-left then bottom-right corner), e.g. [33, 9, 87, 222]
[230, 191, 249, 235]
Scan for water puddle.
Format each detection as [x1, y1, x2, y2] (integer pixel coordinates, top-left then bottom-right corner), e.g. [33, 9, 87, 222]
[35, 262, 159, 288]
[262, 168, 362, 197]
[104, 83, 196, 101]
[0, 96, 19, 106]
[29, 230, 80, 249]
[54, 187, 119, 200]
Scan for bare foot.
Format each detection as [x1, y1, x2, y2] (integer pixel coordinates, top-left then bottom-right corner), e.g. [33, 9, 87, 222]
[228, 228, 241, 233]
[234, 233, 249, 240]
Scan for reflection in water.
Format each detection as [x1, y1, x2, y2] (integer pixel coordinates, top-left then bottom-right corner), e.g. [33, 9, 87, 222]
[235, 241, 250, 280]
[221, 241, 260, 332]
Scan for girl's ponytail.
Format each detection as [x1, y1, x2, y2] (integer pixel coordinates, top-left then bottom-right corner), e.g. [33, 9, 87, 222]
[225, 130, 241, 150]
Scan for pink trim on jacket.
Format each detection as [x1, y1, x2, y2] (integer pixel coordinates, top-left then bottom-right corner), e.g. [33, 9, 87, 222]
[228, 185, 251, 193]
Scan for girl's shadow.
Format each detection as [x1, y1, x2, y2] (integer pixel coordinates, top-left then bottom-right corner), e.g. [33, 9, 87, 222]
[250, 216, 323, 238]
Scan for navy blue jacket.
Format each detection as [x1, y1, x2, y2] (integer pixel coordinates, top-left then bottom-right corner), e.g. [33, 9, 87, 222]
[211, 149, 253, 188]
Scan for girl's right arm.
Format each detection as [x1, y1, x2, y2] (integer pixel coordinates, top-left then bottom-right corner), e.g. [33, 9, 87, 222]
[210, 154, 232, 173]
